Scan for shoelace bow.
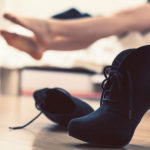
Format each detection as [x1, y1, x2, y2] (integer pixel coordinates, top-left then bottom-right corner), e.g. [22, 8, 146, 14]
[100, 65, 133, 120]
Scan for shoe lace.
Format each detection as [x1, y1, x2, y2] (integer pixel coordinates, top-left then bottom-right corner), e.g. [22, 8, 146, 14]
[100, 65, 133, 120]
[9, 98, 45, 130]
[9, 111, 43, 130]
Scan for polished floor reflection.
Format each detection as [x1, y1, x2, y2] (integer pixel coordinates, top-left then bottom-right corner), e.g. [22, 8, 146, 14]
[0, 95, 149, 150]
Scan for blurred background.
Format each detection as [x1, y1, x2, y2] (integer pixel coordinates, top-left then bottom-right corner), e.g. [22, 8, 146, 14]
[0, 0, 148, 98]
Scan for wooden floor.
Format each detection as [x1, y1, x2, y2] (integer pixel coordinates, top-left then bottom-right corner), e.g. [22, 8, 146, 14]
[0, 95, 149, 150]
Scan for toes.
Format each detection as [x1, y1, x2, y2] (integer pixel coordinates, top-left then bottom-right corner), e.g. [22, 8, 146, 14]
[3, 13, 23, 26]
[3, 13, 31, 31]
[1, 30, 23, 46]
[0, 30, 16, 44]
[0, 30, 43, 60]
[3, 13, 51, 47]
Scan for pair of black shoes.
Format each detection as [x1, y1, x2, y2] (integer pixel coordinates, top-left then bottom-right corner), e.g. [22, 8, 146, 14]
[13, 45, 150, 148]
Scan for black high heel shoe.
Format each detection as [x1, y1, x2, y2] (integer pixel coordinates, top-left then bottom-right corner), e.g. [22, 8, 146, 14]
[68, 45, 150, 148]
[33, 87, 94, 127]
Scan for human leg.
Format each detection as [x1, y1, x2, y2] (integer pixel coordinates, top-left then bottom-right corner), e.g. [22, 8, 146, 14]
[1, 30, 94, 59]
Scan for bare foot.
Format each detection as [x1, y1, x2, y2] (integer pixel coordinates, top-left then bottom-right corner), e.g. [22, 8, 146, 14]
[4, 13, 54, 47]
[1, 13, 58, 59]
[0, 30, 43, 60]
[4, 13, 53, 47]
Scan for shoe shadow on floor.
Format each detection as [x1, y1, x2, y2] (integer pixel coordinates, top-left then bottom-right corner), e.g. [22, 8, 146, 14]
[31, 125, 150, 150]
[67, 143, 127, 150]
[126, 144, 150, 150]
[44, 124, 67, 133]
[68, 143, 150, 150]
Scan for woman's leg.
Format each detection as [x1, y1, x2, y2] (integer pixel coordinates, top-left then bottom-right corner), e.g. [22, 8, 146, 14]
[3, 4, 150, 39]
[1, 30, 94, 59]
